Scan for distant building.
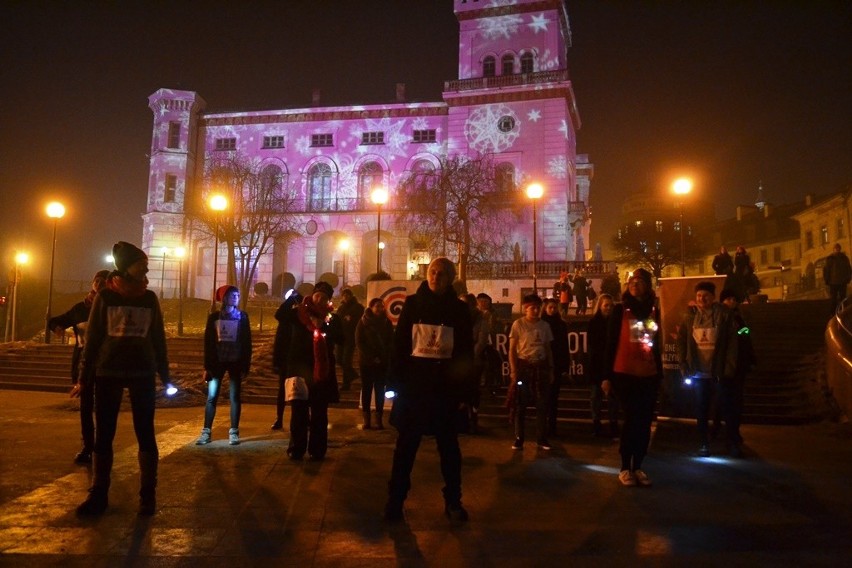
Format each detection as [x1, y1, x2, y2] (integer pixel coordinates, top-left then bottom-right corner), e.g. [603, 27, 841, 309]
[792, 191, 852, 294]
[142, 0, 591, 299]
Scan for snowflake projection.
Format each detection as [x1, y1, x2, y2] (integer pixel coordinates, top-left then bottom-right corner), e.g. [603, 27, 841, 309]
[527, 109, 542, 123]
[478, 12, 523, 40]
[294, 135, 312, 156]
[464, 104, 520, 153]
[548, 155, 568, 179]
[411, 117, 429, 130]
[538, 49, 561, 72]
[558, 119, 570, 141]
[528, 13, 549, 34]
[347, 116, 410, 164]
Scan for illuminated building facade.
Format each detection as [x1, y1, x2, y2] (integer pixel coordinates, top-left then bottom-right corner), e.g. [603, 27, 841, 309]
[143, 0, 590, 298]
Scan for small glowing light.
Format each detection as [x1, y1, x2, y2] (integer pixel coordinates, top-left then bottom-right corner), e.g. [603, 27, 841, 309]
[46, 201, 66, 219]
[284, 288, 295, 299]
[517, 381, 523, 386]
[339, 238, 350, 251]
[683, 377, 693, 386]
[105, 254, 114, 264]
[673, 177, 693, 196]
[385, 389, 396, 400]
[209, 193, 228, 212]
[738, 327, 750, 335]
[371, 187, 389, 206]
[165, 383, 178, 396]
[378, 241, 385, 250]
[526, 183, 544, 200]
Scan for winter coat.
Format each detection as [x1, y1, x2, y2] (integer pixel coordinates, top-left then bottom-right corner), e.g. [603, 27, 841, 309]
[203, 309, 252, 377]
[604, 292, 663, 381]
[676, 303, 738, 379]
[355, 308, 394, 371]
[541, 312, 570, 376]
[712, 253, 734, 275]
[824, 251, 852, 286]
[586, 310, 609, 385]
[336, 297, 365, 339]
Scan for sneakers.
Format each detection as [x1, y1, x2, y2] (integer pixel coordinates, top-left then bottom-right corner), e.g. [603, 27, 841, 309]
[633, 469, 653, 487]
[537, 440, 552, 451]
[196, 428, 211, 445]
[444, 503, 469, 522]
[229, 428, 240, 445]
[74, 449, 92, 464]
[698, 444, 711, 457]
[618, 470, 637, 487]
[511, 438, 523, 450]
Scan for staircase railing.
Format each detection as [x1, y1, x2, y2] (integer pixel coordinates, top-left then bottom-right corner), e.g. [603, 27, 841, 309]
[824, 297, 852, 418]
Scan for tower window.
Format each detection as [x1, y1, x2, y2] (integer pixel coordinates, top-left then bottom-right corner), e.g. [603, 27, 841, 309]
[520, 52, 534, 73]
[167, 122, 180, 149]
[263, 135, 285, 149]
[483, 56, 496, 77]
[165, 174, 177, 203]
[215, 137, 236, 151]
[361, 131, 385, 145]
[311, 133, 333, 147]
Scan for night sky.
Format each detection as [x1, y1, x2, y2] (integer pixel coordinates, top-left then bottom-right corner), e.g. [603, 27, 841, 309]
[1, 0, 849, 284]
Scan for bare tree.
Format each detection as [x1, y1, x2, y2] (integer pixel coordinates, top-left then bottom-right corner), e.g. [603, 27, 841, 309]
[394, 154, 516, 282]
[196, 153, 300, 305]
[610, 221, 701, 280]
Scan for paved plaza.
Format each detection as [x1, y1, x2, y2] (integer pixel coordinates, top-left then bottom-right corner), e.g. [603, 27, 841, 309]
[1, 390, 851, 566]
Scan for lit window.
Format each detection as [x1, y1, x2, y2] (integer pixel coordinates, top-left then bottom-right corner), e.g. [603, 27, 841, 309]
[639, 240, 648, 253]
[215, 137, 236, 151]
[311, 134, 333, 147]
[483, 56, 496, 77]
[358, 162, 383, 204]
[674, 220, 681, 232]
[838, 218, 845, 238]
[164, 174, 177, 203]
[263, 135, 284, 149]
[520, 52, 534, 73]
[655, 220, 663, 232]
[361, 132, 385, 145]
[821, 226, 830, 245]
[501, 54, 515, 75]
[308, 163, 333, 210]
[412, 129, 436, 143]
[167, 122, 180, 149]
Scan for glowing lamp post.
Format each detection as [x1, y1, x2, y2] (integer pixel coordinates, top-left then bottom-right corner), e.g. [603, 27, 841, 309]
[44, 201, 65, 343]
[159, 247, 169, 299]
[672, 178, 693, 277]
[7, 251, 29, 342]
[371, 187, 388, 274]
[526, 183, 544, 296]
[208, 193, 228, 310]
[339, 238, 350, 288]
[174, 246, 186, 335]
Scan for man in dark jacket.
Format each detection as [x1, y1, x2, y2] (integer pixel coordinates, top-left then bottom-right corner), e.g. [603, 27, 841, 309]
[824, 244, 852, 312]
[336, 288, 364, 390]
[384, 257, 475, 522]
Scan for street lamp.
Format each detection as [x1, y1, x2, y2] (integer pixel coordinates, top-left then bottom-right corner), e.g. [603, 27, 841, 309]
[672, 177, 693, 277]
[174, 246, 186, 335]
[371, 187, 388, 274]
[6, 252, 29, 342]
[526, 183, 544, 296]
[44, 201, 65, 343]
[159, 246, 169, 299]
[208, 193, 228, 310]
[339, 238, 350, 288]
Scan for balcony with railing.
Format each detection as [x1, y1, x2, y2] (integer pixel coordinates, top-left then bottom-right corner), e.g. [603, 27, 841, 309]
[467, 260, 616, 280]
[444, 70, 570, 93]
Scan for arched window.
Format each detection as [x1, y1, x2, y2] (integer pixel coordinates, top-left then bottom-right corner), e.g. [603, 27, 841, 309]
[483, 56, 496, 77]
[412, 159, 436, 188]
[520, 52, 534, 74]
[495, 163, 515, 192]
[308, 163, 333, 211]
[358, 161, 384, 206]
[501, 54, 515, 75]
[260, 164, 287, 211]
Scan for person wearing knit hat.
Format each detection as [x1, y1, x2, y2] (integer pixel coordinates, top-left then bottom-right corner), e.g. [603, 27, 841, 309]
[197, 284, 253, 447]
[112, 241, 148, 273]
[603, 263, 661, 488]
[49, 269, 111, 464]
[507, 292, 554, 452]
[677, 280, 739, 458]
[313, 281, 334, 300]
[75, 241, 170, 517]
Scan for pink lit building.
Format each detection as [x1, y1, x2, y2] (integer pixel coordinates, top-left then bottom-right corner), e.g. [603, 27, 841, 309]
[143, 0, 591, 299]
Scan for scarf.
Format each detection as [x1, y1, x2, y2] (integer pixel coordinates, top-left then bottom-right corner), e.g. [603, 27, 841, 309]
[108, 273, 148, 298]
[296, 296, 331, 384]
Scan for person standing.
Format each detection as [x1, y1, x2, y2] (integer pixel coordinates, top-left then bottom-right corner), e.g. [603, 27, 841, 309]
[676, 281, 737, 458]
[572, 271, 589, 315]
[355, 297, 394, 430]
[718, 288, 756, 457]
[279, 281, 343, 461]
[476, 293, 502, 396]
[384, 258, 475, 522]
[588, 293, 619, 437]
[603, 268, 661, 488]
[733, 246, 753, 302]
[196, 285, 253, 446]
[541, 298, 568, 438]
[553, 272, 573, 319]
[712, 247, 734, 276]
[336, 288, 364, 391]
[271, 289, 302, 431]
[49, 269, 109, 464]
[824, 243, 852, 312]
[75, 242, 170, 516]
[507, 294, 555, 451]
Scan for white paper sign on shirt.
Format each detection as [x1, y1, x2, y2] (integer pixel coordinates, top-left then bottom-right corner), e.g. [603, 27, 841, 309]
[216, 319, 239, 343]
[411, 323, 454, 359]
[106, 306, 151, 337]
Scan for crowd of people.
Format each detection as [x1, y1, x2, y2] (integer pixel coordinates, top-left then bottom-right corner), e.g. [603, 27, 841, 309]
[63, 246, 762, 522]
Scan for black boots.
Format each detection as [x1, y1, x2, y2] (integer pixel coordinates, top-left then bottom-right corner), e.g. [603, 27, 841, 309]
[375, 411, 384, 430]
[76, 452, 112, 516]
[362, 411, 372, 430]
[138, 451, 158, 515]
